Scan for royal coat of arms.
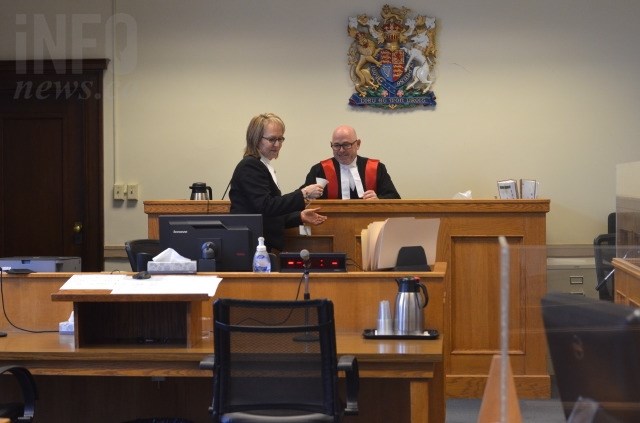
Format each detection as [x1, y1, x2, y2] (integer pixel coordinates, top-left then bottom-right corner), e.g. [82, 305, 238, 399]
[347, 5, 437, 109]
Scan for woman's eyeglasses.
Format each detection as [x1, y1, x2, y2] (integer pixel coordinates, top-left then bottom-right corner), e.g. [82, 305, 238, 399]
[262, 136, 285, 145]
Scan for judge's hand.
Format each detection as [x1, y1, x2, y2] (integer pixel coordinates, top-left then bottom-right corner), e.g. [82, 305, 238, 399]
[301, 208, 327, 226]
[362, 190, 378, 200]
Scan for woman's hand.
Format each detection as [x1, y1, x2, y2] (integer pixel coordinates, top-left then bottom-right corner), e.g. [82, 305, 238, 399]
[302, 184, 324, 200]
[301, 208, 327, 226]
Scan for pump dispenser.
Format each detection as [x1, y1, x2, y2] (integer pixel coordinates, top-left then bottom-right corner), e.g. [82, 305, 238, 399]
[252, 237, 271, 273]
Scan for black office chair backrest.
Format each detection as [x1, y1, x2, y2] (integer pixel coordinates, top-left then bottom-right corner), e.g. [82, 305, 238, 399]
[124, 239, 163, 271]
[594, 233, 616, 301]
[0, 365, 38, 422]
[607, 212, 616, 235]
[212, 298, 342, 422]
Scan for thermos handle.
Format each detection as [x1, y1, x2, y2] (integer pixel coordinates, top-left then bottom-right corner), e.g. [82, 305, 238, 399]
[206, 186, 213, 200]
[418, 282, 429, 308]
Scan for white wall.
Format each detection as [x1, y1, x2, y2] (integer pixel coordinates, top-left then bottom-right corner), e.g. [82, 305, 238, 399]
[618, 161, 640, 198]
[2, 0, 640, 248]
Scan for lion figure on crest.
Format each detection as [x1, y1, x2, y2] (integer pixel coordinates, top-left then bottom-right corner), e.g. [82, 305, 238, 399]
[348, 31, 381, 95]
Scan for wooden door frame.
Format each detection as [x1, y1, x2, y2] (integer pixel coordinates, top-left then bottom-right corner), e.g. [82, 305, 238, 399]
[0, 59, 108, 270]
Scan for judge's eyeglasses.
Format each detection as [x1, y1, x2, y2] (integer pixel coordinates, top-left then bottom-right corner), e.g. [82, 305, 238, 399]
[330, 140, 358, 151]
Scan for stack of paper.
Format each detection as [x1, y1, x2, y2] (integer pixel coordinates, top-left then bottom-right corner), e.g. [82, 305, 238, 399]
[497, 180, 518, 199]
[519, 179, 539, 199]
[361, 217, 440, 271]
[497, 179, 539, 199]
[60, 274, 222, 296]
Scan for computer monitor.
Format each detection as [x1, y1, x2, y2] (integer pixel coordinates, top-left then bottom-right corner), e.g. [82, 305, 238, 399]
[158, 214, 263, 272]
[541, 292, 640, 421]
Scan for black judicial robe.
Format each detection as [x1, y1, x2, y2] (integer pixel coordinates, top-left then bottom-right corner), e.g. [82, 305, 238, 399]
[303, 156, 401, 199]
[229, 156, 304, 252]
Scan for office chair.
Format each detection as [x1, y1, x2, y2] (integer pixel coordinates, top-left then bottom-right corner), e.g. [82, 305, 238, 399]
[0, 365, 38, 422]
[205, 298, 359, 423]
[607, 212, 616, 235]
[594, 233, 616, 301]
[124, 239, 163, 271]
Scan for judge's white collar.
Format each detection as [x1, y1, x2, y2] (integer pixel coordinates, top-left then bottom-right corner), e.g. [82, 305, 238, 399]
[339, 158, 357, 168]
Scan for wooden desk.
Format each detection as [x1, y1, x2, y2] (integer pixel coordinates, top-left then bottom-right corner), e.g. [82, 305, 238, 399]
[0, 331, 442, 422]
[0, 266, 446, 335]
[51, 291, 207, 348]
[145, 199, 551, 398]
[613, 257, 640, 307]
[0, 332, 442, 423]
[0, 268, 446, 422]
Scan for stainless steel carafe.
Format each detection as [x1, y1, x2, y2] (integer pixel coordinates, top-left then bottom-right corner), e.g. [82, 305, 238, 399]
[394, 276, 428, 335]
[189, 182, 212, 200]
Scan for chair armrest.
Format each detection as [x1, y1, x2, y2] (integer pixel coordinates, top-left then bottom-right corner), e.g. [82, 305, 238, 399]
[199, 354, 215, 371]
[199, 354, 217, 416]
[338, 355, 359, 415]
[0, 365, 38, 422]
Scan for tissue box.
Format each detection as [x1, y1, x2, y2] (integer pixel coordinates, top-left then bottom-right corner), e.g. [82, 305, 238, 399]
[59, 320, 74, 335]
[147, 261, 197, 274]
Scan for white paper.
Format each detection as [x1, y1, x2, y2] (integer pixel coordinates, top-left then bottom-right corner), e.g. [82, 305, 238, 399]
[110, 275, 222, 296]
[366, 221, 386, 271]
[299, 225, 311, 236]
[59, 273, 222, 296]
[315, 177, 328, 188]
[520, 179, 538, 199]
[497, 180, 518, 199]
[60, 274, 127, 290]
[361, 228, 370, 271]
[372, 217, 440, 270]
[453, 190, 472, 199]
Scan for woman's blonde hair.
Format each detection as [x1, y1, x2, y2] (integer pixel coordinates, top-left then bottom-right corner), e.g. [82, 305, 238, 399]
[244, 113, 285, 158]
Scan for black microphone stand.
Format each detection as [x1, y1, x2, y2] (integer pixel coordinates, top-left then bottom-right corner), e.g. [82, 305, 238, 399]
[302, 260, 311, 301]
[294, 259, 318, 342]
[221, 180, 231, 200]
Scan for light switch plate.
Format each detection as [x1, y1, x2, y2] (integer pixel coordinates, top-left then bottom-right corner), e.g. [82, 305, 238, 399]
[113, 184, 126, 200]
[127, 184, 139, 200]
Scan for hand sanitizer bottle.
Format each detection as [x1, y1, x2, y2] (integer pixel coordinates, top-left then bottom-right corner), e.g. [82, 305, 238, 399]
[252, 237, 271, 273]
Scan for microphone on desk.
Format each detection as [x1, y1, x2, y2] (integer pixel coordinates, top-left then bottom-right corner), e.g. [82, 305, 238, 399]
[294, 249, 319, 342]
[299, 249, 312, 301]
[221, 180, 231, 200]
[300, 249, 311, 270]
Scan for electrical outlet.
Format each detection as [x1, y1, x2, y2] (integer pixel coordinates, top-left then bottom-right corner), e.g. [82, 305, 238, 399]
[127, 183, 139, 200]
[113, 184, 126, 200]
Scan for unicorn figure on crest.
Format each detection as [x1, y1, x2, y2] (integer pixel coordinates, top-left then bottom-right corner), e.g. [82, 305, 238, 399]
[402, 32, 433, 93]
